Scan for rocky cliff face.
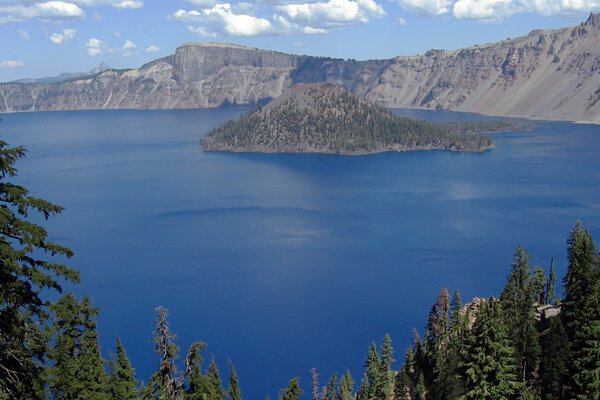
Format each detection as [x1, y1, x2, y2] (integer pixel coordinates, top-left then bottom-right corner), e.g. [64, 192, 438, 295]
[2, 14, 600, 122]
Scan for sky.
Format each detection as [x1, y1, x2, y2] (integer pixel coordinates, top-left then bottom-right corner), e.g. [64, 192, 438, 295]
[0, 0, 599, 82]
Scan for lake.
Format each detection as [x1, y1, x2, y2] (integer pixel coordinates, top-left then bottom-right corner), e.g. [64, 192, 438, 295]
[2, 108, 599, 399]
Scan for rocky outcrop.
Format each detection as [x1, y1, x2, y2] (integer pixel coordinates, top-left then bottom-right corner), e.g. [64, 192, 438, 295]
[2, 14, 600, 122]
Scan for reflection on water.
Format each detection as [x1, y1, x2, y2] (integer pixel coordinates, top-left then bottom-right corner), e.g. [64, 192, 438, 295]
[2, 108, 600, 399]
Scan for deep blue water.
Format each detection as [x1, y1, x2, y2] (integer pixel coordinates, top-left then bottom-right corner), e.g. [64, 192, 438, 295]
[2, 108, 600, 399]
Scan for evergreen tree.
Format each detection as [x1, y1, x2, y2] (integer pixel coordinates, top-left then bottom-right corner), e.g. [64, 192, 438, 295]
[205, 357, 226, 400]
[545, 258, 557, 305]
[143, 306, 182, 399]
[323, 373, 338, 400]
[357, 343, 381, 400]
[378, 334, 394, 399]
[75, 296, 109, 400]
[538, 316, 569, 400]
[338, 370, 354, 400]
[278, 377, 303, 400]
[310, 367, 319, 400]
[499, 247, 541, 388]
[431, 292, 465, 400]
[459, 299, 521, 400]
[0, 139, 78, 398]
[414, 372, 425, 400]
[108, 337, 138, 400]
[561, 222, 599, 399]
[184, 340, 207, 398]
[227, 361, 242, 400]
[47, 293, 86, 400]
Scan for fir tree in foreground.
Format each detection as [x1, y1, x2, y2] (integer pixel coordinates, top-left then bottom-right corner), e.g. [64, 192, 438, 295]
[562, 222, 600, 400]
[278, 377, 303, 400]
[142, 306, 183, 399]
[108, 337, 138, 400]
[0, 139, 78, 398]
[459, 298, 521, 400]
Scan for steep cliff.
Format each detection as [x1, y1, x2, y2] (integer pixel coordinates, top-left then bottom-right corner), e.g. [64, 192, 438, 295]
[1, 14, 600, 122]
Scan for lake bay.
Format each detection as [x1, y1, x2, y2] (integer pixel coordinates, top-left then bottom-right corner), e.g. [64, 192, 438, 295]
[3, 108, 600, 399]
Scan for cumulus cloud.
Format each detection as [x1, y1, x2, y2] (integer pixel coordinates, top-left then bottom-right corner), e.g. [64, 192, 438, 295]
[173, 0, 384, 36]
[17, 28, 29, 39]
[122, 39, 135, 50]
[121, 39, 137, 56]
[398, 0, 600, 20]
[186, 0, 215, 5]
[173, 3, 273, 36]
[203, 3, 273, 35]
[49, 28, 76, 44]
[73, 0, 143, 9]
[0, 60, 23, 68]
[277, 0, 386, 27]
[85, 37, 103, 57]
[145, 45, 160, 53]
[0, 1, 84, 23]
[397, 0, 450, 16]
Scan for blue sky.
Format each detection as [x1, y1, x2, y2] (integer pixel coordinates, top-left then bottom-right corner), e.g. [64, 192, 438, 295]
[0, 0, 598, 81]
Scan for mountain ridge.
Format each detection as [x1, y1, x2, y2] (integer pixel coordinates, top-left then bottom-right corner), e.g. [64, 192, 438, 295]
[1, 13, 599, 122]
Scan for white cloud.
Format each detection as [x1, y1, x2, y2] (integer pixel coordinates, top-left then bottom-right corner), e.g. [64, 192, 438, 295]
[113, 31, 121, 37]
[397, 0, 451, 17]
[72, 0, 143, 9]
[174, 3, 273, 36]
[49, 28, 76, 44]
[145, 45, 160, 53]
[399, 0, 600, 20]
[0, 1, 84, 23]
[174, 0, 385, 36]
[277, 0, 386, 27]
[204, 3, 272, 35]
[186, 0, 215, 5]
[0, 60, 23, 68]
[452, 0, 521, 20]
[122, 39, 136, 50]
[85, 37, 103, 57]
[17, 28, 29, 39]
[172, 8, 203, 23]
[396, 15, 407, 25]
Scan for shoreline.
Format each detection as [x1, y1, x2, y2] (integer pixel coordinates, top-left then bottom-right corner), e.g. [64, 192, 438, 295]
[1, 105, 599, 126]
[201, 144, 495, 156]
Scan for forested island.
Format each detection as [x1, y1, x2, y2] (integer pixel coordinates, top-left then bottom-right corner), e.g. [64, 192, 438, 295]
[2, 138, 599, 400]
[201, 83, 527, 155]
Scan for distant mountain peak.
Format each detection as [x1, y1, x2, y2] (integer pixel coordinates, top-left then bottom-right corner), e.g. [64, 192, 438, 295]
[584, 12, 600, 28]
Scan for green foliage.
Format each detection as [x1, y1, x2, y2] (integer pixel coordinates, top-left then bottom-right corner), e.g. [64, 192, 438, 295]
[47, 294, 109, 399]
[545, 258, 557, 305]
[142, 306, 183, 399]
[338, 370, 354, 400]
[227, 361, 242, 400]
[562, 222, 600, 399]
[76, 296, 109, 400]
[323, 372, 338, 400]
[201, 84, 495, 154]
[108, 337, 138, 400]
[538, 316, 569, 400]
[0, 139, 78, 398]
[358, 343, 382, 400]
[459, 299, 521, 400]
[278, 377, 303, 400]
[499, 247, 541, 388]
